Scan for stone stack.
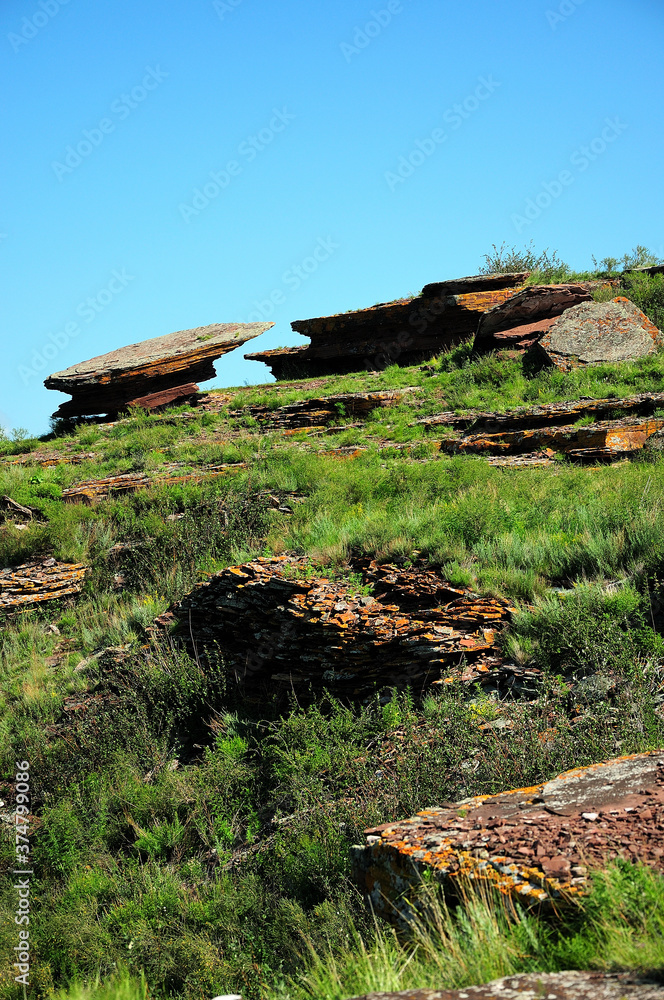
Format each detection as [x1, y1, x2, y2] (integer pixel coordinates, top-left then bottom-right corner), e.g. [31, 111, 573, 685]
[152, 555, 518, 701]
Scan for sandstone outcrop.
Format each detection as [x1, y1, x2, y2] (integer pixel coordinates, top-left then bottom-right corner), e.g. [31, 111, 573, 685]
[533, 297, 663, 370]
[45, 321, 273, 419]
[352, 751, 664, 925]
[346, 972, 664, 1000]
[0, 557, 87, 611]
[245, 274, 530, 378]
[152, 555, 518, 702]
[473, 284, 595, 353]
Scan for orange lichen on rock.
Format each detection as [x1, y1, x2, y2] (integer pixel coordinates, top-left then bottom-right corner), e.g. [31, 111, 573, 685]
[352, 752, 664, 927]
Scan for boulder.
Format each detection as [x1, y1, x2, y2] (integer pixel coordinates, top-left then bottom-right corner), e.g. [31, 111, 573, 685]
[245, 274, 531, 378]
[45, 321, 273, 419]
[473, 284, 595, 353]
[352, 751, 664, 926]
[534, 297, 663, 370]
[347, 972, 664, 1000]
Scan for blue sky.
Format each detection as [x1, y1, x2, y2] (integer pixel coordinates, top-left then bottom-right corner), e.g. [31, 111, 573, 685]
[1, 0, 662, 435]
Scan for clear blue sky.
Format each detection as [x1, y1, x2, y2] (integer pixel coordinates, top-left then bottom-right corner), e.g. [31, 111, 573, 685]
[1, 0, 662, 435]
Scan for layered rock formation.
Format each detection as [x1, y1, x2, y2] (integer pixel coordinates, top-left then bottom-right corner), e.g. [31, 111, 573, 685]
[420, 392, 664, 463]
[347, 972, 664, 1000]
[245, 274, 530, 378]
[533, 297, 663, 370]
[61, 462, 245, 504]
[0, 557, 87, 611]
[230, 389, 418, 431]
[352, 751, 664, 924]
[473, 284, 595, 353]
[152, 555, 518, 702]
[45, 321, 273, 419]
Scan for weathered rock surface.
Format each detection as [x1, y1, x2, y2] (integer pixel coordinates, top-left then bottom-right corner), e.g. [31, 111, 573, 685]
[420, 391, 664, 433]
[0, 557, 87, 611]
[534, 297, 663, 370]
[439, 417, 664, 462]
[246, 275, 530, 378]
[347, 971, 664, 1000]
[62, 462, 245, 504]
[352, 752, 664, 925]
[152, 556, 517, 702]
[45, 321, 273, 418]
[473, 285, 596, 353]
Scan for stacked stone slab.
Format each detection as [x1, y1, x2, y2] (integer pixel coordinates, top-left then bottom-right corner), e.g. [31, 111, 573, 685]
[352, 751, 664, 925]
[245, 273, 530, 378]
[45, 321, 273, 419]
[0, 557, 87, 611]
[152, 555, 518, 701]
[419, 391, 664, 462]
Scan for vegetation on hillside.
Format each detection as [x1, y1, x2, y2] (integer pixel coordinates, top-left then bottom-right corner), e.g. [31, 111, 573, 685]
[1, 252, 664, 1000]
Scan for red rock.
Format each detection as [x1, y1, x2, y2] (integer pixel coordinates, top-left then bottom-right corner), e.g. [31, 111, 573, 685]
[352, 751, 664, 924]
[532, 297, 663, 370]
[246, 274, 530, 378]
[473, 284, 595, 353]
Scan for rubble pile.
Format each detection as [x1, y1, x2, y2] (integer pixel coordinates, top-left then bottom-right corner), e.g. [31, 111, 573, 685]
[61, 462, 246, 504]
[352, 751, 664, 924]
[152, 555, 518, 701]
[45, 321, 273, 419]
[0, 557, 87, 611]
[246, 273, 531, 378]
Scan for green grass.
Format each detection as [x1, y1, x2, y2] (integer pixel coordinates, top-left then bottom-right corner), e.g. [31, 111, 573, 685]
[2, 286, 664, 1000]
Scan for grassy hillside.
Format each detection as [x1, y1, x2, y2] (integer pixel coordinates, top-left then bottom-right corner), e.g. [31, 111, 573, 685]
[2, 260, 664, 1000]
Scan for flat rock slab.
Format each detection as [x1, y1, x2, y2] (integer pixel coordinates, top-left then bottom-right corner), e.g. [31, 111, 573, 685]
[440, 417, 664, 460]
[352, 752, 664, 926]
[420, 392, 664, 434]
[0, 557, 87, 611]
[535, 297, 663, 370]
[349, 971, 664, 1000]
[151, 555, 517, 702]
[45, 321, 273, 418]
